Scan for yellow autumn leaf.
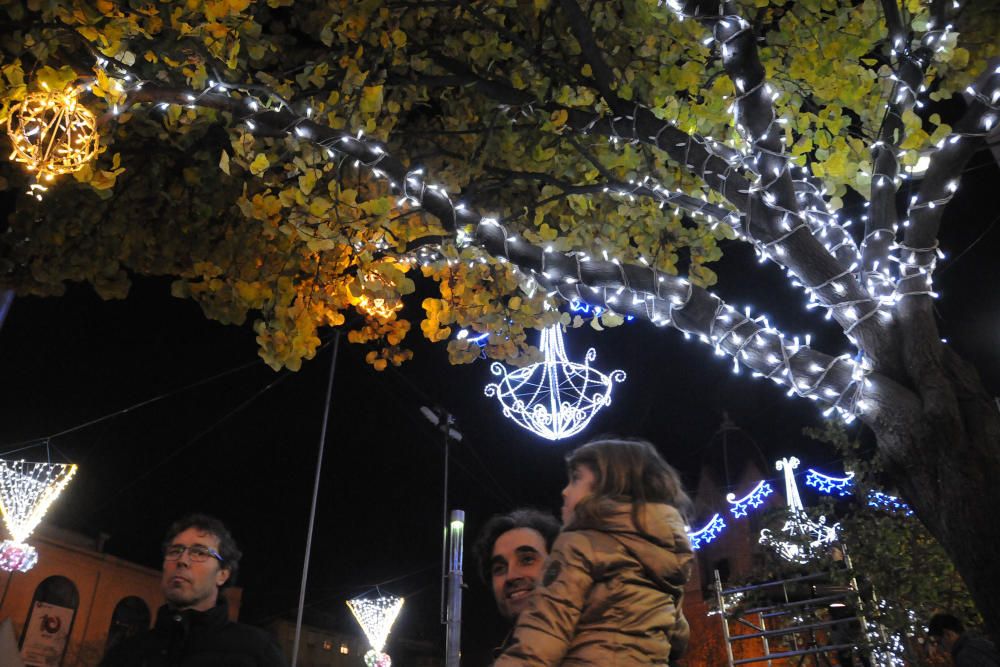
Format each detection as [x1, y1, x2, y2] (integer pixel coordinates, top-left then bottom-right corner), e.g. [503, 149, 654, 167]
[360, 85, 384, 114]
[219, 150, 230, 175]
[249, 154, 270, 176]
[298, 169, 317, 195]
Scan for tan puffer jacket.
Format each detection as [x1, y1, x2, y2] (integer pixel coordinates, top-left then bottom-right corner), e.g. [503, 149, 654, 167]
[493, 501, 693, 666]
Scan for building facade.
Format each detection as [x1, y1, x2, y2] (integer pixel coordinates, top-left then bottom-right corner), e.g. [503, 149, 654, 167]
[0, 524, 241, 667]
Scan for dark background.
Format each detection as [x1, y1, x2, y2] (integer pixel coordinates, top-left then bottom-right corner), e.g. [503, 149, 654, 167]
[0, 147, 997, 664]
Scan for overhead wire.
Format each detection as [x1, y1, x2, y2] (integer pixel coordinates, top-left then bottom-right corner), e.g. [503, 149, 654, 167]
[0, 355, 266, 455]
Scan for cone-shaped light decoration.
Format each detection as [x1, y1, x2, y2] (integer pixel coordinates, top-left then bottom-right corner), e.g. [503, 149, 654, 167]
[485, 324, 626, 440]
[0, 460, 78, 572]
[347, 595, 404, 667]
[759, 457, 838, 563]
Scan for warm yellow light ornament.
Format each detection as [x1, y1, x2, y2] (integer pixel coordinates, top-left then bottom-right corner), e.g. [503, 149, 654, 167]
[353, 270, 403, 320]
[6, 85, 100, 195]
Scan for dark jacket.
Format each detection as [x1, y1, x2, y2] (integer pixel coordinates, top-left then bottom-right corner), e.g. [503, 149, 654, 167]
[98, 600, 287, 667]
[953, 634, 1000, 667]
[494, 501, 693, 666]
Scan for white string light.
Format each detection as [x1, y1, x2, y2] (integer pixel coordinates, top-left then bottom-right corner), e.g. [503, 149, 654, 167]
[0, 459, 77, 573]
[0, 460, 78, 544]
[347, 595, 404, 667]
[484, 324, 626, 441]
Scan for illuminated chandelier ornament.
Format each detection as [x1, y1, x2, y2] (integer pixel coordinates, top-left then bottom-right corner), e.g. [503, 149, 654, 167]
[484, 324, 626, 441]
[759, 457, 838, 564]
[6, 85, 100, 196]
[347, 594, 404, 667]
[0, 459, 78, 572]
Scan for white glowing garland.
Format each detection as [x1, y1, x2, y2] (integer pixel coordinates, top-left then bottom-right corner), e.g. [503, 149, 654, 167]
[759, 457, 839, 564]
[347, 594, 404, 667]
[484, 324, 626, 441]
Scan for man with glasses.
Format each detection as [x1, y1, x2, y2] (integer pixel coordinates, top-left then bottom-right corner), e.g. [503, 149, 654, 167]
[99, 514, 286, 666]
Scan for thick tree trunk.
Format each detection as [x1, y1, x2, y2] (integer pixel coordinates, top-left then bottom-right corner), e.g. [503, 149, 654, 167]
[873, 348, 1000, 644]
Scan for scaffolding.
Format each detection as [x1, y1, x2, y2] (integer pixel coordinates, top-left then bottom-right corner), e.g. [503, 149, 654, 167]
[713, 567, 876, 666]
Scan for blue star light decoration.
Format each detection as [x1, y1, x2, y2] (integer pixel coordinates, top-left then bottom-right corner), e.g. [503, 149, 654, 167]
[867, 491, 914, 516]
[485, 324, 626, 441]
[805, 468, 855, 496]
[726, 480, 774, 518]
[687, 514, 726, 550]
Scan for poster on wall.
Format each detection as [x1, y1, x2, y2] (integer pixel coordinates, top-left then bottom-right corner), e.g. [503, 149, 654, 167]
[20, 601, 74, 667]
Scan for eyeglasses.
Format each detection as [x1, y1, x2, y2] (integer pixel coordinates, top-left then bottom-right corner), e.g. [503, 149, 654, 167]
[164, 544, 224, 563]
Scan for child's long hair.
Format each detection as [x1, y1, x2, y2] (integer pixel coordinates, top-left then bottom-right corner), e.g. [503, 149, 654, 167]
[566, 436, 692, 533]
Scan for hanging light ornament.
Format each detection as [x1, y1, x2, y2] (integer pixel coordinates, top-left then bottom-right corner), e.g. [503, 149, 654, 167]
[352, 270, 403, 320]
[759, 457, 838, 564]
[484, 324, 626, 441]
[347, 594, 404, 667]
[0, 459, 78, 572]
[6, 85, 100, 197]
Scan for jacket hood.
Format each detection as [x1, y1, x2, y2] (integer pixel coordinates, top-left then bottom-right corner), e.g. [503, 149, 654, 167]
[568, 500, 693, 589]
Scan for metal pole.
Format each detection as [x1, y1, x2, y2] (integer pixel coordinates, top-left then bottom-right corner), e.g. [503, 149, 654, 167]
[716, 569, 736, 667]
[291, 332, 341, 667]
[446, 510, 465, 667]
[440, 422, 450, 624]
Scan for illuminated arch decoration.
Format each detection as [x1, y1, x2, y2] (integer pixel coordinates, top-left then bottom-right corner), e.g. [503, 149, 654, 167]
[726, 480, 774, 518]
[6, 86, 100, 197]
[484, 324, 626, 441]
[347, 594, 404, 667]
[804, 468, 855, 496]
[0, 460, 78, 572]
[759, 457, 838, 564]
[687, 514, 726, 550]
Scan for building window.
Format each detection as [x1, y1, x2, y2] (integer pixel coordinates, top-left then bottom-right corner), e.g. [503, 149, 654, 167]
[340, 643, 350, 655]
[106, 596, 151, 653]
[321, 640, 333, 651]
[20, 575, 80, 663]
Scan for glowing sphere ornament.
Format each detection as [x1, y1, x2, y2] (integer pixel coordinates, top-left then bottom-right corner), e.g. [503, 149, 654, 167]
[353, 270, 403, 320]
[484, 324, 626, 441]
[0, 540, 38, 572]
[759, 457, 839, 564]
[6, 87, 100, 192]
[347, 594, 403, 667]
[0, 459, 78, 572]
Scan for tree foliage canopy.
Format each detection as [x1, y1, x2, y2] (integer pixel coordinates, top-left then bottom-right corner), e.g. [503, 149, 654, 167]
[5, 0, 1000, 642]
[2, 0, 995, 371]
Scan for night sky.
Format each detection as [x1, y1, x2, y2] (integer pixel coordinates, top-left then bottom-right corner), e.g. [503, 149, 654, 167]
[0, 146, 997, 663]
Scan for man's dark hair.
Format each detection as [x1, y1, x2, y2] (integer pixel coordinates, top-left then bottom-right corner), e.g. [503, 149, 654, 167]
[472, 508, 560, 583]
[163, 513, 242, 588]
[928, 613, 965, 637]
